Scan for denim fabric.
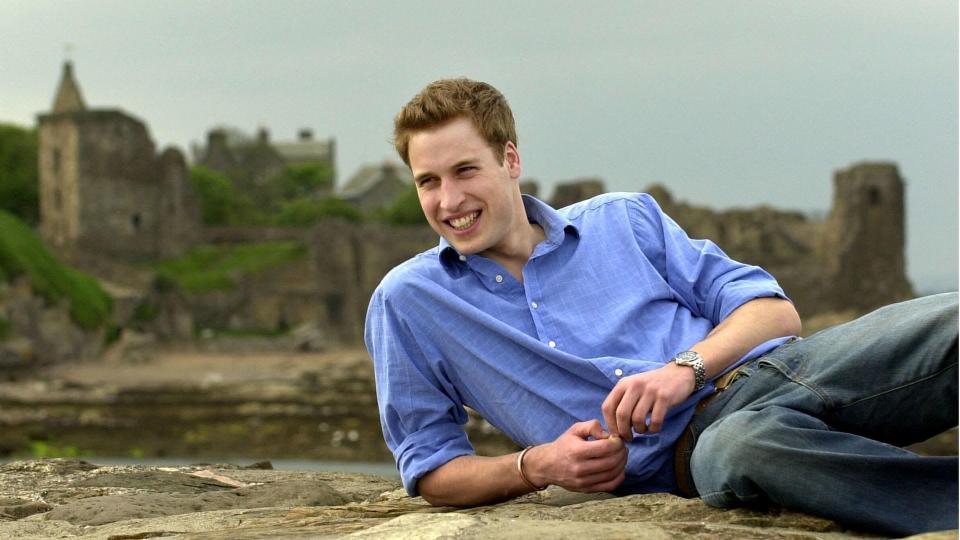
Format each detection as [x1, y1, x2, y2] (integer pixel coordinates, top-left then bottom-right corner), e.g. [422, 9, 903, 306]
[688, 293, 959, 536]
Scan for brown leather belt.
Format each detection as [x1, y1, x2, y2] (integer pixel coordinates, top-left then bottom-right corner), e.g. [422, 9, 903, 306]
[673, 364, 749, 498]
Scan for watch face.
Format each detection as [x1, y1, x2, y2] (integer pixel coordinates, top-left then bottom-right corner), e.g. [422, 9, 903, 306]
[676, 351, 700, 365]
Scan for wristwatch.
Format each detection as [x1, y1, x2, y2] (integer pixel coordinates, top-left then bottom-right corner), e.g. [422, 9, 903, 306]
[673, 350, 706, 391]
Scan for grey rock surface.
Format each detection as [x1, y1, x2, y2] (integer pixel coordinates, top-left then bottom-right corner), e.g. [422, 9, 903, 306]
[0, 459, 953, 539]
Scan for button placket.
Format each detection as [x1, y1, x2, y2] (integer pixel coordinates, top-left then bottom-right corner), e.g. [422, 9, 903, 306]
[523, 254, 558, 351]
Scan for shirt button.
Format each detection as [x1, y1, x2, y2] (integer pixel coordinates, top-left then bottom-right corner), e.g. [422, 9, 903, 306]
[495, 275, 504, 283]
[459, 255, 467, 262]
[531, 302, 539, 309]
[614, 368, 624, 377]
[548, 340, 556, 348]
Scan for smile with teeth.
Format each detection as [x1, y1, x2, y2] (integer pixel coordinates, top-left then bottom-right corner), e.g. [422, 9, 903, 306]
[448, 211, 480, 231]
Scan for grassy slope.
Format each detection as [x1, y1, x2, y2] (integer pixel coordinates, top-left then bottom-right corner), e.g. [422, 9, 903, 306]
[153, 241, 307, 293]
[0, 210, 112, 330]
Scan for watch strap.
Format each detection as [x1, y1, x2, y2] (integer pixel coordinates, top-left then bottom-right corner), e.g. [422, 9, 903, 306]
[674, 350, 706, 391]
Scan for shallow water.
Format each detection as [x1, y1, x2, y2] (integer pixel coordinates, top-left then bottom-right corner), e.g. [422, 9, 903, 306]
[0, 457, 400, 478]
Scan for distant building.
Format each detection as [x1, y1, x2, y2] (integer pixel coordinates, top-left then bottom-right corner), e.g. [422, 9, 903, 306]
[518, 179, 540, 198]
[195, 126, 336, 195]
[339, 161, 411, 210]
[550, 177, 606, 208]
[36, 62, 200, 261]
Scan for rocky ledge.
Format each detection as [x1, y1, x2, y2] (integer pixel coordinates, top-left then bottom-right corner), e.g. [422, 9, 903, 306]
[0, 459, 954, 540]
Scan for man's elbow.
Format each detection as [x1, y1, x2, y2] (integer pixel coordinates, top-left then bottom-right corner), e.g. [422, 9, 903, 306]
[419, 490, 448, 507]
[417, 471, 467, 507]
[417, 475, 445, 506]
[418, 483, 450, 507]
[774, 299, 802, 337]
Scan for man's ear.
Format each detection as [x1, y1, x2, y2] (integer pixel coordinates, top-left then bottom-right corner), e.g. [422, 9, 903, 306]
[503, 141, 522, 179]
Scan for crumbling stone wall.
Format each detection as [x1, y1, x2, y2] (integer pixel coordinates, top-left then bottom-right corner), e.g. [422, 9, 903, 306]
[42, 121, 914, 343]
[647, 163, 913, 317]
[510, 165, 914, 321]
[182, 162, 913, 343]
[193, 223, 437, 344]
[550, 177, 605, 208]
[157, 149, 202, 258]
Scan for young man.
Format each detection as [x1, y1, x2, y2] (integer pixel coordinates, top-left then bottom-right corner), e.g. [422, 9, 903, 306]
[365, 79, 958, 536]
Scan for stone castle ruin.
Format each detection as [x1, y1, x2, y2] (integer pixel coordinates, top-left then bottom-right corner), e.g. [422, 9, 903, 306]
[33, 62, 914, 346]
[642, 162, 913, 317]
[37, 62, 200, 261]
[195, 126, 336, 195]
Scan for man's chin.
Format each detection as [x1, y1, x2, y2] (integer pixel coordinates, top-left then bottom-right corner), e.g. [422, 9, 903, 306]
[443, 236, 482, 256]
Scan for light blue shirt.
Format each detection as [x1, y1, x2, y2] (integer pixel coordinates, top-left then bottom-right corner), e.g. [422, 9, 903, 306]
[365, 193, 792, 496]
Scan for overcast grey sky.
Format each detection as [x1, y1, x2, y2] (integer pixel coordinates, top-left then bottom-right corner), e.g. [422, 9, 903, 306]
[2, 1, 957, 292]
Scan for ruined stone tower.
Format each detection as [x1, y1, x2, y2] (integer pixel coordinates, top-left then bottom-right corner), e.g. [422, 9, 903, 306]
[645, 161, 913, 319]
[820, 162, 913, 312]
[37, 62, 200, 261]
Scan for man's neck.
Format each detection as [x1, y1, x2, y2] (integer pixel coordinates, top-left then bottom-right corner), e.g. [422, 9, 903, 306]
[482, 222, 546, 283]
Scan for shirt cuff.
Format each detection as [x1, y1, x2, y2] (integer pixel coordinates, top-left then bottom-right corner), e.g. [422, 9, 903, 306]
[395, 422, 476, 496]
[708, 273, 789, 323]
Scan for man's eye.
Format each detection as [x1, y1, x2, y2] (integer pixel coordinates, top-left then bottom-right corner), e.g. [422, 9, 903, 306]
[417, 177, 435, 187]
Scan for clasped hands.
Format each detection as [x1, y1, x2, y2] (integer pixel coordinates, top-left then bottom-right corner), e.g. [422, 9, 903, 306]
[523, 362, 696, 493]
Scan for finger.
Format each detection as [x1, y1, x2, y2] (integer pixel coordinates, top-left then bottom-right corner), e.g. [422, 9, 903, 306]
[585, 419, 610, 441]
[584, 470, 626, 493]
[570, 462, 627, 492]
[601, 385, 625, 438]
[573, 442, 629, 472]
[567, 419, 604, 440]
[606, 434, 625, 450]
[631, 392, 655, 435]
[648, 398, 668, 433]
[574, 435, 626, 460]
[615, 386, 641, 440]
[614, 442, 628, 468]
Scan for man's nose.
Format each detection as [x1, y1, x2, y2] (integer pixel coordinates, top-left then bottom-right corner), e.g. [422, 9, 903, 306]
[439, 179, 464, 211]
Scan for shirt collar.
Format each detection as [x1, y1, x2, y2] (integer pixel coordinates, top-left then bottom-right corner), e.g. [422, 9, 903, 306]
[438, 195, 580, 270]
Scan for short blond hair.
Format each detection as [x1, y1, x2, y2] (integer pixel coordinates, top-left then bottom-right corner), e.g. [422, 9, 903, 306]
[393, 78, 517, 167]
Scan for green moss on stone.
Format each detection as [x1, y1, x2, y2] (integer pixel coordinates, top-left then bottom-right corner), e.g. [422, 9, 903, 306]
[153, 241, 307, 293]
[0, 210, 112, 329]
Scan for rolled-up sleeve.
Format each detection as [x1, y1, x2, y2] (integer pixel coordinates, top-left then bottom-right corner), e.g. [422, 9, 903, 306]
[628, 194, 789, 324]
[365, 286, 475, 495]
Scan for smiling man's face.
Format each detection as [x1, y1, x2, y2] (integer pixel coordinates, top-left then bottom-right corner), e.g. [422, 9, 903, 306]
[408, 116, 524, 259]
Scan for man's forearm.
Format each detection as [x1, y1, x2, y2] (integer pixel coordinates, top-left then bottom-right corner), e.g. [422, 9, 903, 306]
[417, 453, 534, 507]
[692, 296, 802, 378]
[602, 296, 800, 438]
[418, 420, 627, 506]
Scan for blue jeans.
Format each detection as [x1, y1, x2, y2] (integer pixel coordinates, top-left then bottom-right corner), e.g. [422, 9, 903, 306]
[688, 293, 959, 537]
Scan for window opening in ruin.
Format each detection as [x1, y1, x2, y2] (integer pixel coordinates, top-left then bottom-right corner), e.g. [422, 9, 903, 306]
[53, 149, 61, 173]
[868, 187, 882, 206]
[131, 212, 141, 230]
[326, 293, 344, 322]
[54, 188, 62, 210]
